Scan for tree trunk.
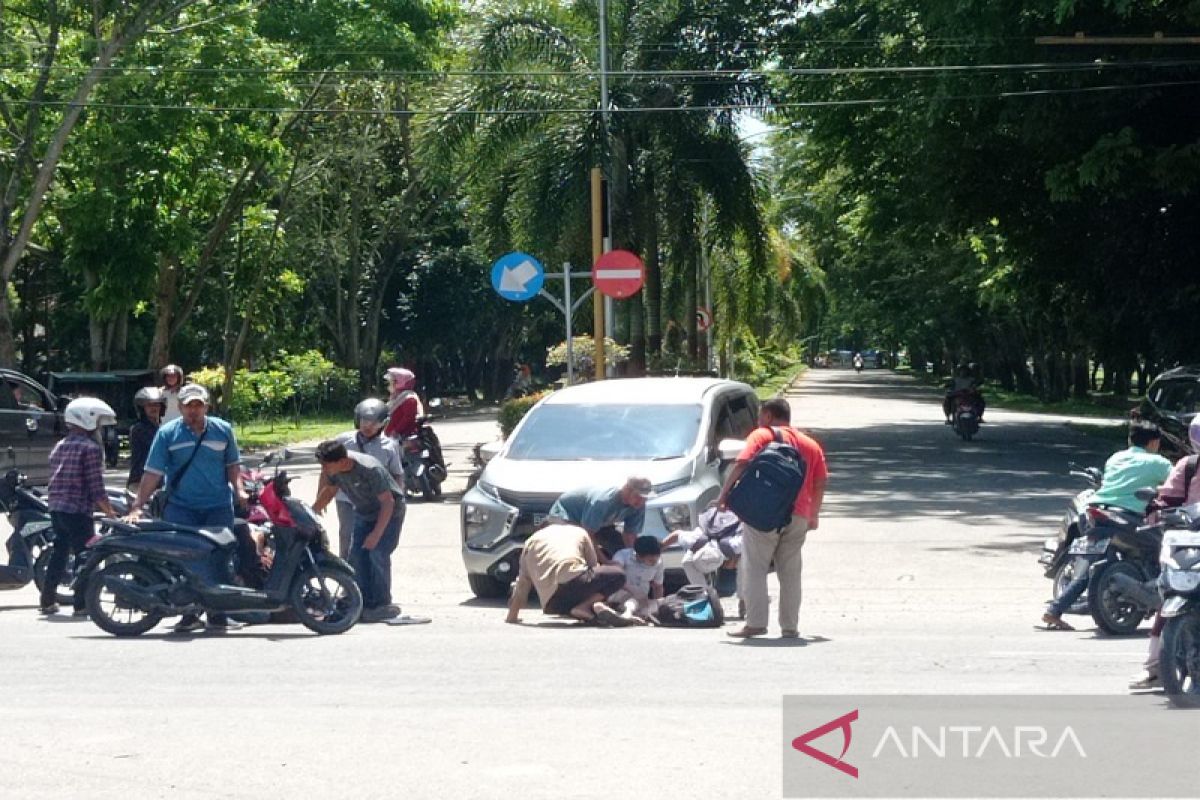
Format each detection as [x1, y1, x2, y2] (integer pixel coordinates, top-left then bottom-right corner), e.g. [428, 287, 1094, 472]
[147, 254, 180, 368]
[1071, 352, 1090, 400]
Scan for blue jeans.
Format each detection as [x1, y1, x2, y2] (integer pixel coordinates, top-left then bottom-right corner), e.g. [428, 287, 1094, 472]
[349, 507, 403, 610]
[163, 502, 235, 528]
[1048, 568, 1090, 617]
[163, 503, 236, 624]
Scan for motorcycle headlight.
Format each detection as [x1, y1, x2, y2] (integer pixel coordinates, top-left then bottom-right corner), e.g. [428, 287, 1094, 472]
[659, 503, 692, 530]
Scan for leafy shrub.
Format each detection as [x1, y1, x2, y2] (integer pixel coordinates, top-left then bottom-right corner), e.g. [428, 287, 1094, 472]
[189, 351, 358, 421]
[498, 390, 551, 438]
[546, 336, 629, 382]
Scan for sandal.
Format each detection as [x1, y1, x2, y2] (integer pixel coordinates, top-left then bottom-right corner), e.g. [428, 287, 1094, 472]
[1038, 613, 1075, 631]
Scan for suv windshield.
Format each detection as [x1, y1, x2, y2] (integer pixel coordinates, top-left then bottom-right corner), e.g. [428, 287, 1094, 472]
[507, 403, 703, 461]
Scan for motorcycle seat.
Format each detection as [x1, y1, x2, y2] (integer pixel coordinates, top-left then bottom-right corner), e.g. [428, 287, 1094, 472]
[135, 521, 235, 547]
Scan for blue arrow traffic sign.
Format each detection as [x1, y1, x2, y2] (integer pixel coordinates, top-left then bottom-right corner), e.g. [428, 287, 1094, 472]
[490, 252, 546, 302]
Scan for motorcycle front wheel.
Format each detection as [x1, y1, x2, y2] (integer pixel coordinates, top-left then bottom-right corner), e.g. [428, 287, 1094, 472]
[290, 567, 363, 635]
[1161, 612, 1200, 708]
[1087, 561, 1146, 635]
[85, 561, 164, 637]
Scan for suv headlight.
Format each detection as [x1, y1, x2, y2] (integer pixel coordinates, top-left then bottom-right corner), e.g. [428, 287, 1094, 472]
[476, 480, 500, 500]
[463, 504, 489, 540]
[659, 503, 692, 530]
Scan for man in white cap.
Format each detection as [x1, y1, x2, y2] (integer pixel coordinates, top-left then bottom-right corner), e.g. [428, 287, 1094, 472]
[127, 382, 247, 632]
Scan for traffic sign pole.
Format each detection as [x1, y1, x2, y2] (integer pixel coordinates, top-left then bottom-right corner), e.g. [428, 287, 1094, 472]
[536, 263, 594, 386]
[591, 168, 606, 381]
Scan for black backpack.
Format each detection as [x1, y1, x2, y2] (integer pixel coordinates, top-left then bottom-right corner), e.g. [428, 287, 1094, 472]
[654, 584, 724, 628]
[726, 427, 808, 531]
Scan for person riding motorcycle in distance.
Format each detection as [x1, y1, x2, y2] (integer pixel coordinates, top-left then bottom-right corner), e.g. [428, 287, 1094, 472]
[383, 367, 423, 440]
[127, 387, 166, 491]
[943, 362, 986, 424]
[159, 364, 185, 422]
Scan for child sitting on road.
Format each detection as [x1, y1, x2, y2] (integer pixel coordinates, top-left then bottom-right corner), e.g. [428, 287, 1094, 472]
[609, 535, 665, 623]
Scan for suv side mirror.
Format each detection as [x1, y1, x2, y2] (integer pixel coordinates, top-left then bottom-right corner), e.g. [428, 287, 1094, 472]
[479, 440, 503, 464]
[716, 438, 744, 463]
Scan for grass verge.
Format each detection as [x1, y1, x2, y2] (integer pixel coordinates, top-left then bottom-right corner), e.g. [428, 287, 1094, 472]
[897, 366, 1131, 419]
[757, 365, 808, 400]
[232, 415, 349, 450]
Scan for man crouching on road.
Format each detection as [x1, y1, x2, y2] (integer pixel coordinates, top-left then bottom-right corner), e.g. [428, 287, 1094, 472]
[718, 398, 828, 639]
[505, 523, 627, 626]
[313, 439, 405, 623]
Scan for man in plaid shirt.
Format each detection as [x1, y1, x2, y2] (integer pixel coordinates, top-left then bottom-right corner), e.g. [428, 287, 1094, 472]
[41, 399, 117, 616]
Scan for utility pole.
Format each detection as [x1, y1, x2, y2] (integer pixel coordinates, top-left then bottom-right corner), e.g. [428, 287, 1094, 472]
[592, 0, 610, 381]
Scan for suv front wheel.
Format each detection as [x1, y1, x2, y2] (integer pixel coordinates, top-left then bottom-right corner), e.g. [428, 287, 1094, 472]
[468, 572, 508, 599]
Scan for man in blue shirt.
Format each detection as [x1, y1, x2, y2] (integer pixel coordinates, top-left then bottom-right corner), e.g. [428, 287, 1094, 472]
[548, 477, 653, 559]
[1041, 420, 1171, 631]
[127, 383, 246, 632]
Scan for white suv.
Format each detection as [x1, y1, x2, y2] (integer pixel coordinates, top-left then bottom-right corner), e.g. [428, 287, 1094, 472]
[460, 377, 759, 598]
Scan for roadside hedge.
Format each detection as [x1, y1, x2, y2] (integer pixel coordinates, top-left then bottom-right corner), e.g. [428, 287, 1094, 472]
[498, 390, 551, 438]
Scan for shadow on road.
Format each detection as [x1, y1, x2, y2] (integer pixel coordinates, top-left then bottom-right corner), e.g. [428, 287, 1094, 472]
[793, 370, 1120, 557]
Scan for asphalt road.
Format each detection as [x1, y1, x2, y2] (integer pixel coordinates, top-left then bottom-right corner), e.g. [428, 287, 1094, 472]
[0, 370, 1163, 799]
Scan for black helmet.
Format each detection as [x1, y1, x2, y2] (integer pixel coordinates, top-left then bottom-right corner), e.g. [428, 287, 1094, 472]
[354, 398, 389, 427]
[134, 386, 166, 408]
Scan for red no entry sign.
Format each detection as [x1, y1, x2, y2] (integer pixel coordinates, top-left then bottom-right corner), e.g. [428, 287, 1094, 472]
[593, 250, 645, 299]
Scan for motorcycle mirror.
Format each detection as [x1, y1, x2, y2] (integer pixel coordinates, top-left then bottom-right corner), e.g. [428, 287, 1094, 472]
[1134, 488, 1158, 503]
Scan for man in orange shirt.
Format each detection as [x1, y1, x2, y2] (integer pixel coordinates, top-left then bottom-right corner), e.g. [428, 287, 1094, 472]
[718, 398, 828, 639]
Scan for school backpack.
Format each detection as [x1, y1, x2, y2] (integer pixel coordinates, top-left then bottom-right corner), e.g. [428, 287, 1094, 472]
[654, 584, 725, 628]
[725, 427, 808, 531]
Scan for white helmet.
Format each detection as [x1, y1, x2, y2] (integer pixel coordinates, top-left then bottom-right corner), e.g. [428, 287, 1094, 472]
[64, 397, 117, 431]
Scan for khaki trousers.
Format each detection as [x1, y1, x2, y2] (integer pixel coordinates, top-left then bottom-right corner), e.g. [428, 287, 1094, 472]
[739, 515, 809, 632]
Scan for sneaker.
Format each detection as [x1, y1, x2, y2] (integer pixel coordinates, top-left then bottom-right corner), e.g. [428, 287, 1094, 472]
[38, 603, 60, 616]
[1129, 673, 1160, 691]
[781, 629, 801, 639]
[71, 609, 89, 619]
[205, 619, 230, 633]
[173, 615, 205, 633]
[380, 604, 401, 619]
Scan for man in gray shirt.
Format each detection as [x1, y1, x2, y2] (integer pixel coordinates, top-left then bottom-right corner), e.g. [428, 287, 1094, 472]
[314, 439, 405, 622]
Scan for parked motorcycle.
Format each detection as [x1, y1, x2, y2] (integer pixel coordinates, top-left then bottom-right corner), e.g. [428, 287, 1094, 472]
[401, 414, 447, 501]
[1038, 464, 1103, 613]
[0, 469, 127, 606]
[1157, 505, 1200, 707]
[83, 466, 361, 636]
[1085, 494, 1160, 635]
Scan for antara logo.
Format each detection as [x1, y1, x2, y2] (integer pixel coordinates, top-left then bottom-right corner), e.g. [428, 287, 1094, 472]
[791, 709, 859, 779]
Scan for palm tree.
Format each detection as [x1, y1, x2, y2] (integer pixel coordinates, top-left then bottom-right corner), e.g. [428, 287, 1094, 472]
[427, 0, 776, 371]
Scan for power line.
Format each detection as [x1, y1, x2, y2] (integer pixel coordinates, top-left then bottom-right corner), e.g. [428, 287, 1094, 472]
[1, 58, 1199, 78]
[4, 78, 1195, 117]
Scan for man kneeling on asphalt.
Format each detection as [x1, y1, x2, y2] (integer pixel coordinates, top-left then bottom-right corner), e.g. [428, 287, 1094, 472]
[314, 439, 405, 623]
[505, 523, 627, 625]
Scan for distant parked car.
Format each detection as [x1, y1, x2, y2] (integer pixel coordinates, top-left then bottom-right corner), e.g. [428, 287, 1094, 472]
[0, 369, 65, 483]
[1139, 365, 1200, 460]
[47, 370, 156, 468]
[460, 377, 759, 598]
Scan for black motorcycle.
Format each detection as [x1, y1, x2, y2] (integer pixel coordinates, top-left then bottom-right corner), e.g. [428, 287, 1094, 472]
[0, 470, 127, 606]
[84, 470, 362, 636]
[1085, 494, 1160, 635]
[1157, 505, 1200, 707]
[401, 414, 447, 501]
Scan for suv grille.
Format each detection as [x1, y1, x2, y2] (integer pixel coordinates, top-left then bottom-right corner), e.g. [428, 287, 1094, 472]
[496, 489, 559, 512]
